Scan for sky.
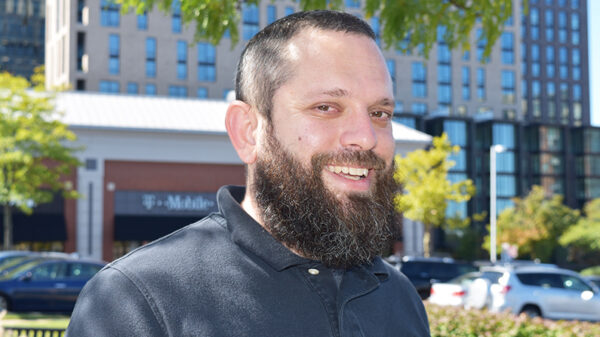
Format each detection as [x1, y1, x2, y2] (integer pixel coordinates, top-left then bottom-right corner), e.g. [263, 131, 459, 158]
[590, 0, 599, 126]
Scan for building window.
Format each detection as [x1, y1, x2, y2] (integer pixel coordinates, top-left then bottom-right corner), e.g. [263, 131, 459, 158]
[137, 12, 148, 30]
[501, 32, 514, 64]
[267, 5, 277, 24]
[100, 0, 119, 27]
[461, 67, 470, 101]
[77, 0, 85, 24]
[127, 82, 139, 94]
[477, 68, 485, 101]
[346, 0, 361, 8]
[571, 13, 579, 30]
[411, 103, 428, 115]
[169, 85, 187, 97]
[172, 0, 182, 33]
[476, 29, 489, 63]
[146, 38, 157, 78]
[386, 59, 396, 93]
[99, 80, 119, 93]
[243, 3, 259, 40]
[197, 87, 208, 98]
[285, 7, 294, 16]
[77, 32, 85, 72]
[411, 62, 427, 98]
[197, 42, 216, 82]
[444, 120, 467, 146]
[545, 9, 554, 41]
[501, 71, 515, 104]
[145, 84, 156, 96]
[177, 40, 187, 79]
[76, 79, 86, 91]
[108, 34, 120, 75]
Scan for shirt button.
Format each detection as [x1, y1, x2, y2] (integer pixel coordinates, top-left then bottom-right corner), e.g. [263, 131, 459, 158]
[308, 268, 320, 275]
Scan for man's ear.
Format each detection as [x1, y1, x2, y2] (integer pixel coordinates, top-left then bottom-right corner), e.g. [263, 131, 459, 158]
[225, 100, 259, 164]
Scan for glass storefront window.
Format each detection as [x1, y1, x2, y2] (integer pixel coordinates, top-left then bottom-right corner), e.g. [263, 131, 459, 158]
[541, 126, 563, 151]
[497, 175, 516, 197]
[540, 154, 564, 174]
[584, 129, 600, 153]
[493, 123, 515, 149]
[448, 149, 467, 172]
[497, 151, 516, 173]
[542, 177, 564, 195]
[444, 120, 467, 146]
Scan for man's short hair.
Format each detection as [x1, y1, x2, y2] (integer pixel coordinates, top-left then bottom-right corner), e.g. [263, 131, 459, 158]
[235, 10, 376, 121]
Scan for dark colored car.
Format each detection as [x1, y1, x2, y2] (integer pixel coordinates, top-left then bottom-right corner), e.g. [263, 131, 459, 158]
[390, 256, 477, 299]
[0, 258, 105, 313]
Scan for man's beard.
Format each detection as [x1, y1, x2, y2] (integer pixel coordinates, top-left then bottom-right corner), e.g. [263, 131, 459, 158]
[252, 130, 398, 269]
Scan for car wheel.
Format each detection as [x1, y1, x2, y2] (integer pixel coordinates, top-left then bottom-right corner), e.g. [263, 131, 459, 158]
[520, 305, 541, 319]
[0, 295, 9, 312]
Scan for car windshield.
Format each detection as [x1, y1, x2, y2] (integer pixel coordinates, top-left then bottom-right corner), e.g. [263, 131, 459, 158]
[0, 255, 33, 271]
[0, 259, 47, 281]
[448, 272, 480, 284]
[402, 261, 477, 280]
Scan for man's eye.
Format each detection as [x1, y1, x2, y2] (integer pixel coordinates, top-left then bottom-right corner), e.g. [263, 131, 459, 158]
[371, 111, 391, 119]
[316, 105, 332, 112]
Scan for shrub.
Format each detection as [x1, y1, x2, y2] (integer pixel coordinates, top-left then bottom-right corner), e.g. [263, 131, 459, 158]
[426, 303, 600, 337]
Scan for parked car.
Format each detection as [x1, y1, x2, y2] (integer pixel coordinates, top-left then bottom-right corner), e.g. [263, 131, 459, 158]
[429, 272, 481, 306]
[584, 275, 600, 289]
[389, 256, 477, 299]
[0, 251, 71, 273]
[482, 264, 600, 321]
[0, 257, 105, 313]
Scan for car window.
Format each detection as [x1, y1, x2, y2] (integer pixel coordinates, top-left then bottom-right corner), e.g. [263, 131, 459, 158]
[30, 262, 67, 281]
[560, 275, 592, 292]
[517, 273, 563, 289]
[402, 262, 476, 279]
[480, 271, 503, 283]
[68, 263, 102, 279]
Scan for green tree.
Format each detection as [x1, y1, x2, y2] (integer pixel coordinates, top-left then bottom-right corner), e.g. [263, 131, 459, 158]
[394, 133, 476, 257]
[116, 0, 517, 57]
[487, 186, 580, 262]
[0, 70, 80, 249]
[559, 198, 600, 264]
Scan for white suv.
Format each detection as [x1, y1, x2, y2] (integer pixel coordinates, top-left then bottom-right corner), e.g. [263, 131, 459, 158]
[480, 265, 600, 321]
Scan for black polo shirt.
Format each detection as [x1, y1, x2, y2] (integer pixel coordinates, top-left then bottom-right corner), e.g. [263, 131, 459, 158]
[67, 186, 430, 336]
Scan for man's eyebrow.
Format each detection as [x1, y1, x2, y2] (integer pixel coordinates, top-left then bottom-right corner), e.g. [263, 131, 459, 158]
[321, 88, 350, 97]
[373, 98, 395, 107]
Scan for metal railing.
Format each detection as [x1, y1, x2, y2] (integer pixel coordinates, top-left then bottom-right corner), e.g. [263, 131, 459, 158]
[2, 327, 65, 337]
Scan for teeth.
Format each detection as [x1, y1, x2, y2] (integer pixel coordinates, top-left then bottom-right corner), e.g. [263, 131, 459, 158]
[326, 165, 369, 177]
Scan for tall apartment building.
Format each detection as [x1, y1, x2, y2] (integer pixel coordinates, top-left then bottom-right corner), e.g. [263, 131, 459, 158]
[0, 0, 45, 78]
[44, 0, 596, 255]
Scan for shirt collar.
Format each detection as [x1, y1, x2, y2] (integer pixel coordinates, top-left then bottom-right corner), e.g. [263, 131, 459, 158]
[217, 185, 310, 271]
[216, 185, 390, 281]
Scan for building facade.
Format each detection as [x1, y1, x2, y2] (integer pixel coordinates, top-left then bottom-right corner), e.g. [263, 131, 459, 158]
[0, 0, 45, 78]
[42, 0, 596, 257]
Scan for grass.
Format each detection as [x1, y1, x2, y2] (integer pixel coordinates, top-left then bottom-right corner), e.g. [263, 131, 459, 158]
[0, 311, 69, 330]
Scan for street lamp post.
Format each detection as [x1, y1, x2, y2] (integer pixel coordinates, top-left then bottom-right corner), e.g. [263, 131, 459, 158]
[490, 144, 506, 263]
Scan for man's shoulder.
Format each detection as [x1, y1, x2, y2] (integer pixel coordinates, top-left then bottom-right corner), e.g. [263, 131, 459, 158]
[107, 213, 231, 277]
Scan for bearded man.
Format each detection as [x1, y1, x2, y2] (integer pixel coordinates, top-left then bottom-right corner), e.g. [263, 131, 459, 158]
[67, 10, 430, 337]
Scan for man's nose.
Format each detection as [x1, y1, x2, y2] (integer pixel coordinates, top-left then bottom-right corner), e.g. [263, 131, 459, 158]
[339, 111, 377, 151]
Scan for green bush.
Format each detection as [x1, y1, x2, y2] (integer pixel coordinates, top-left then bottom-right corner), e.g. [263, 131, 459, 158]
[580, 266, 600, 276]
[426, 303, 600, 337]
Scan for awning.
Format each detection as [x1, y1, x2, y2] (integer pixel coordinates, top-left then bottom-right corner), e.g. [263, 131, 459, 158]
[0, 213, 68, 242]
[114, 215, 204, 241]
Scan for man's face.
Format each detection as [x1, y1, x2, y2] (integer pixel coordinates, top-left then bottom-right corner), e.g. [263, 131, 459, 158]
[250, 29, 398, 268]
[265, 29, 396, 199]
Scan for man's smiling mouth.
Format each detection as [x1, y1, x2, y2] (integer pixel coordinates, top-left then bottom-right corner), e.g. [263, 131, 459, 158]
[325, 165, 369, 181]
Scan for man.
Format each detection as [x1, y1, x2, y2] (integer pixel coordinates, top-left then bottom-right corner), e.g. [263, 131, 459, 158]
[67, 10, 430, 336]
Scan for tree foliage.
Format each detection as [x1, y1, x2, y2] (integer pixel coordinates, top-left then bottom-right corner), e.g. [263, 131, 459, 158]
[394, 133, 476, 257]
[560, 198, 600, 252]
[489, 185, 580, 262]
[0, 70, 80, 249]
[116, 0, 517, 58]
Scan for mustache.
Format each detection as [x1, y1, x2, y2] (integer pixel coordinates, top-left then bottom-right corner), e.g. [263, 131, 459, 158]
[310, 150, 388, 172]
